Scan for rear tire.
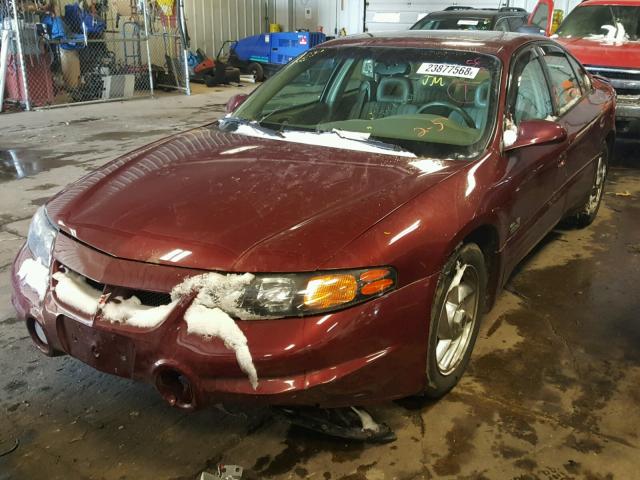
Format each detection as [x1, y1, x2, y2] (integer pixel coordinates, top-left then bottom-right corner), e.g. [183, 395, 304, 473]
[423, 243, 487, 399]
[248, 62, 265, 82]
[567, 143, 608, 228]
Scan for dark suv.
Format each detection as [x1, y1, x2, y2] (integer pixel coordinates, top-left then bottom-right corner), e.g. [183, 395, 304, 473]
[411, 6, 529, 32]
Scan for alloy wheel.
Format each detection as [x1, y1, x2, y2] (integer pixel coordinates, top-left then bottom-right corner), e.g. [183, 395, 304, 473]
[434, 263, 480, 376]
[585, 154, 607, 216]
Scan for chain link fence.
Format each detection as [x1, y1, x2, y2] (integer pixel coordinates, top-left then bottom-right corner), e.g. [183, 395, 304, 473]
[146, 0, 189, 94]
[0, 0, 189, 112]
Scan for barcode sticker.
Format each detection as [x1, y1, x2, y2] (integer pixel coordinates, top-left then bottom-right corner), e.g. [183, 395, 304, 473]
[416, 63, 480, 79]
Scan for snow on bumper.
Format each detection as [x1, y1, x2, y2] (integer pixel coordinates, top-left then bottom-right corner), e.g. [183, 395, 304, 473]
[11, 239, 437, 408]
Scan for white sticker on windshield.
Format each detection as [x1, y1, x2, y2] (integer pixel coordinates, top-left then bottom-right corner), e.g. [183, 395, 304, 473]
[458, 19, 479, 25]
[416, 63, 480, 79]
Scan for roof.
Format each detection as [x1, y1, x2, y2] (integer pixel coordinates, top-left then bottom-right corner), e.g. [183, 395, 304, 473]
[423, 9, 527, 19]
[321, 30, 540, 58]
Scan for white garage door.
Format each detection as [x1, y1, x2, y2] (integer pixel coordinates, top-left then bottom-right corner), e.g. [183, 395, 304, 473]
[364, 0, 539, 32]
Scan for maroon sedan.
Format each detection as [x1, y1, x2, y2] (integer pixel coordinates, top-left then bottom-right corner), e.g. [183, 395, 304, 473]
[12, 32, 615, 410]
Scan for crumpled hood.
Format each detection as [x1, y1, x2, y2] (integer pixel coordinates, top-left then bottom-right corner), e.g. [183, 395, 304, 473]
[46, 126, 461, 272]
[555, 37, 640, 69]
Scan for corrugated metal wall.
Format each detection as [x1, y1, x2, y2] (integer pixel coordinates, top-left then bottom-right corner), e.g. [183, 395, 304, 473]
[183, 0, 365, 58]
[184, 0, 273, 58]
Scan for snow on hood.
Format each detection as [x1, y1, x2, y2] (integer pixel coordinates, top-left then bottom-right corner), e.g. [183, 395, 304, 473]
[49, 267, 260, 389]
[555, 35, 640, 69]
[554, 22, 629, 46]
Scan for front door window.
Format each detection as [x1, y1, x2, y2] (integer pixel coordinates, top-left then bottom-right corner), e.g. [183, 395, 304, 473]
[508, 50, 554, 124]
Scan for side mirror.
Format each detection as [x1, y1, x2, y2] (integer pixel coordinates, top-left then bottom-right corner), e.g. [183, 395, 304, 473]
[504, 119, 567, 151]
[225, 94, 248, 113]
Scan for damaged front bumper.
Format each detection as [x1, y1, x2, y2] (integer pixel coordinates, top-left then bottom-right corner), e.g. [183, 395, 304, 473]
[11, 235, 438, 409]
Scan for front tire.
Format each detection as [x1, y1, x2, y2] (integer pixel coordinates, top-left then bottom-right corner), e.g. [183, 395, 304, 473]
[424, 243, 487, 399]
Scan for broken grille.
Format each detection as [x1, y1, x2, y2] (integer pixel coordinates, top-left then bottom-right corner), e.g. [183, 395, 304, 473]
[129, 290, 173, 307]
[58, 264, 172, 308]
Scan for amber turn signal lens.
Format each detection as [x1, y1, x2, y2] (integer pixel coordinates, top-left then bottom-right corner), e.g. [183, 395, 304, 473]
[304, 274, 358, 309]
[361, 278, 394, 296]
[359, 268, 391, 283]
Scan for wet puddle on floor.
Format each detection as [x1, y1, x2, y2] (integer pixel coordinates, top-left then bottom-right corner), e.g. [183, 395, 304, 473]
[0, 149, 77, 182]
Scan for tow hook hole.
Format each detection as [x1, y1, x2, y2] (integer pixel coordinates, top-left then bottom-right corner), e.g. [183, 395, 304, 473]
[156, 369, 195, 409]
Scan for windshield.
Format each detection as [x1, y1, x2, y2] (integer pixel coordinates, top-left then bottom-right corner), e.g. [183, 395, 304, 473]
[227, 46, 501, 159]
[412, 16, 493, 31]
[555, 5, 640, 41]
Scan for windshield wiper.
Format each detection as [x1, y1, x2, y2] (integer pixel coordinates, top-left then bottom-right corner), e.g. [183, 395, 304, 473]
[321, 128, 414, 155]
[219, 116, 284, 138]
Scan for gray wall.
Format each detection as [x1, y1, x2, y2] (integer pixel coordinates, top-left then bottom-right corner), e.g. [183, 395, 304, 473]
[292, 0, 365, 36]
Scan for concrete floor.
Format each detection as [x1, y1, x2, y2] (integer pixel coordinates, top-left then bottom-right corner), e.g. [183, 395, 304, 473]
[1, 87, 639, 480]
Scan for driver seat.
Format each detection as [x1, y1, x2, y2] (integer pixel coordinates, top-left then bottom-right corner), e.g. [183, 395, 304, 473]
[360, 77, 418, 119]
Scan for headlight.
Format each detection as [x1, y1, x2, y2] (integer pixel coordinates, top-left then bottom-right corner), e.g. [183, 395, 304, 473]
[240, 267, 397, 318]
[27, 206, 58, 267]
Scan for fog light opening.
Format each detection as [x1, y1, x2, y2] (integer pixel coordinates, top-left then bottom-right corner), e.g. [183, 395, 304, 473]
[155, 368, 196, 410]
[26, 317, 53, 356]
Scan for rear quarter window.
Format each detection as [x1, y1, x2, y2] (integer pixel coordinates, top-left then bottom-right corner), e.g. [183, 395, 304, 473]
[567, 54, 592, 92]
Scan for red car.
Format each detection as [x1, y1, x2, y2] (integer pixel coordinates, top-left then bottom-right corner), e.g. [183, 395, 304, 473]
[551, 0, 640, 135]
[12, 32, 615, 410]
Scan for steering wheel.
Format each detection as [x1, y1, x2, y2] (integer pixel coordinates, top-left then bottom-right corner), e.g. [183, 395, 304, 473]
[417, 101, 476, 128]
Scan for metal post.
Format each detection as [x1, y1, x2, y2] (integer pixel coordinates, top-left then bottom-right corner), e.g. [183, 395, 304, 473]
[11, 0, 31, 111]
[179, 0, 190, 95]
[182, 46, 190, 95]
[141, 0, 155, 97]
[0, 29, 10, 112]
